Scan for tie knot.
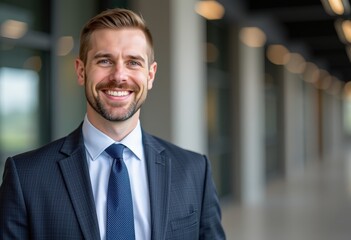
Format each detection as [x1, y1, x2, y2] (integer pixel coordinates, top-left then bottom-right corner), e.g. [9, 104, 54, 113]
[105, 144, 125, 160]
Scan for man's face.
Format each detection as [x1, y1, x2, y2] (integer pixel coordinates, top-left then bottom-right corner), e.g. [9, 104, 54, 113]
[75, 28, 157, 122]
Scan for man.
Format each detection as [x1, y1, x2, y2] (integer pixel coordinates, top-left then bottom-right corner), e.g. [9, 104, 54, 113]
[0, 8, 225, 240]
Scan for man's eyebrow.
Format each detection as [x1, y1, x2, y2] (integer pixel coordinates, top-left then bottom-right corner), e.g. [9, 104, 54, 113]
[128, 54, 146, 63]
[92, 53, 146, 63]
[93, 53, 113, 59]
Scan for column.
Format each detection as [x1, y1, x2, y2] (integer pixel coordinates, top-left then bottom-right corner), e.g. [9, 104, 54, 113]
[283, 71, 305, 179]
[235, 33, 265, 205]
[323, 93, 344, 160]
[133, 0, 206, 153]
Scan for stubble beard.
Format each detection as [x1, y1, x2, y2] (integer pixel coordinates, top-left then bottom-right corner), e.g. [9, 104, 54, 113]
[86, 86, 144, 122]
[95, 94, 138, 122]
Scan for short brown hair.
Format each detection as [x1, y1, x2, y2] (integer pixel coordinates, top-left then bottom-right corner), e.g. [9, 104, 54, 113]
[79, 8, 154, 65]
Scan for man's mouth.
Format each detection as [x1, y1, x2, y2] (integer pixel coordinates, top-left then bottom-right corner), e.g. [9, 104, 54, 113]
[105, 90, 130, 97]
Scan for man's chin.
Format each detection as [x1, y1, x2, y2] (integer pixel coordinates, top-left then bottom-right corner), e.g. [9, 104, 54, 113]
[101, 109, 138, 122]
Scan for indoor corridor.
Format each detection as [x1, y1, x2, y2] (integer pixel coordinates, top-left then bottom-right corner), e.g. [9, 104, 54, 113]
[222, 144, 351, 240]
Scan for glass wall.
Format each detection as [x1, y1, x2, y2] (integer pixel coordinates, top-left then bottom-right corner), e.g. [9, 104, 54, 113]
[264, 60, 284, 180]
[0, 1, 51, 179]
[206, 21, 234, 197]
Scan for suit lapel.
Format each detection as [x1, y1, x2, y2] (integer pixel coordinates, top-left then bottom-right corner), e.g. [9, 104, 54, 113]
[143, 132, 171, 240]
[58, 126, 100, 240]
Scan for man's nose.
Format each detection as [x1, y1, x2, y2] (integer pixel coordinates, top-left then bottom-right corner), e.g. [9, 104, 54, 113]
[110, 62, 127, 82]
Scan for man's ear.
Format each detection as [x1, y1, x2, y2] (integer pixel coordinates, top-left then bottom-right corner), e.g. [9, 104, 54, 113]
[147, 61, 157, 90]
[75, 59, 85, 86]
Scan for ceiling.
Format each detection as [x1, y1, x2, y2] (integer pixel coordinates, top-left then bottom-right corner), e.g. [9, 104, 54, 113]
[222, 0, 351, 82]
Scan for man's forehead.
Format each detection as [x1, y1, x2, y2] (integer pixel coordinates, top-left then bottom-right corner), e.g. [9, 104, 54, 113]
[88, 29, 148, 50]
[91, 28, 146, 40]
[85, 29, 150, 63]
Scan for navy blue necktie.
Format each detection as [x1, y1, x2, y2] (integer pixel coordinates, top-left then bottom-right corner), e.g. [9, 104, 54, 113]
[105, 144, 135, 240]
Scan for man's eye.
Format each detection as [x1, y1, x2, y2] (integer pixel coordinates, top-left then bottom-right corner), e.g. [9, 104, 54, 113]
[98, 59, 112, 65]
[129, 60, 141, 66]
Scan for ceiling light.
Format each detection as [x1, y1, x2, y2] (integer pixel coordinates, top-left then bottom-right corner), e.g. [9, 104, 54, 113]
[23, 56, 42, 72]
[57, 36, 74, 56]
[315, 69, 332, 90]
[326, 77, 342, 95]
[195, 0, 225, 20]
[0, 19, 28, 39]
[285, 53, 306, 74]
[321, 0, 350, 15]
[335, 19, 351, 44]
[239, 27, 266, 48]
[266, 44, 290, 65]
[303, 62, 320, 83]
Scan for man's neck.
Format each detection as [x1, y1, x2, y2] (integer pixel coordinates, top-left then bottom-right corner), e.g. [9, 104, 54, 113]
[86, 111, 140, 142]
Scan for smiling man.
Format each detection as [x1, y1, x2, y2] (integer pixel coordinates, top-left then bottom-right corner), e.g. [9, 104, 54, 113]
[76, 27, 157, 140]
[0, 8, 226, 240]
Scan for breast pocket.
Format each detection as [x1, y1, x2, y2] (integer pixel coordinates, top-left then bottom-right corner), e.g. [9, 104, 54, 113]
[167, 209, 199, 240]
[171, 209, 198, 231]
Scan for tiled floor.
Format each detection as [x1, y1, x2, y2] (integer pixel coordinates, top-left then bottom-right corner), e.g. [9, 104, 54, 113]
[221, 149, 351, 240]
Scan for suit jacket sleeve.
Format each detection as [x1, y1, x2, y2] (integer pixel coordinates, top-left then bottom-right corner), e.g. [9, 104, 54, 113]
[0, 157, 29, 239]
[199, 155, 226, 239]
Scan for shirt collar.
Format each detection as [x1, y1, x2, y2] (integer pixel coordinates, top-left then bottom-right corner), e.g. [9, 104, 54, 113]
[82, 115, 143, 161]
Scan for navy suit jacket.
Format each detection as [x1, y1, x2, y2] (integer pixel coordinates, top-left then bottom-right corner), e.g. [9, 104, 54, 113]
[0, 125, 225, 239]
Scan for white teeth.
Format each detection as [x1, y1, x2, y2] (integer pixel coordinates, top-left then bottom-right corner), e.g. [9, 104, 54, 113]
[106, 90, 129, 97]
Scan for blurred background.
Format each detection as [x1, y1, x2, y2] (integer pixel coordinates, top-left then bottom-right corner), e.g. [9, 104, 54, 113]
[1, 0, 351, 239]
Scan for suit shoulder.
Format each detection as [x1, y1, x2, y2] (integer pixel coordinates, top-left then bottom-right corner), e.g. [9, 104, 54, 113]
[7, 138, 65, 171]
[13, 137, 65, 159]
[145, 133, 206, 162]
[9, 126, 82, 166]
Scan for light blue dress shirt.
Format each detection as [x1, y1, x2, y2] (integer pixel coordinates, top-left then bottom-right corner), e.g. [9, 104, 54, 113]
[82, 116, 151, 240]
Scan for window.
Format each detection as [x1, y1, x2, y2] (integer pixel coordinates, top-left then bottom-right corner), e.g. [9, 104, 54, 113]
[0, 1, 51, 180]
